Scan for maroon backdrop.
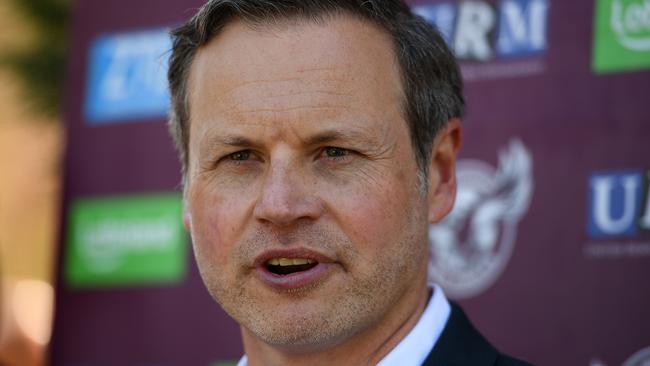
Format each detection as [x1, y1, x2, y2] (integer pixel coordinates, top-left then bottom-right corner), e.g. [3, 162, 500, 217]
[51, 0, 650, 365]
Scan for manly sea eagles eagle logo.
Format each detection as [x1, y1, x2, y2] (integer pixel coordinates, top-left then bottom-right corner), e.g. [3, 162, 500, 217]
[428, 139, 533, 299]
[623, 346, 650, 366]
[592, 345, 650, 366]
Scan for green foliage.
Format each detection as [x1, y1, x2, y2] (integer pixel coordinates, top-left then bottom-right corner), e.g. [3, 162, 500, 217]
[0, 0, 71, 119]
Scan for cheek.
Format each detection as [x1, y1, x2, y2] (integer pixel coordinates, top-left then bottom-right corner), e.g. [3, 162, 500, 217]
[187, 183, 255, 267]
[325, 171, 424, 256]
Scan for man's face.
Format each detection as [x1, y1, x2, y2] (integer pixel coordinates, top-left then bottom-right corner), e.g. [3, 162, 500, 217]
[184, 16, 446, 350]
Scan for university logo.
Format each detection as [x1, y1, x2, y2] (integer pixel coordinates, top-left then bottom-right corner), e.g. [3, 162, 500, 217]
[593, 0, 650, 73]
[428, 139, 533, 299]
[587, 170, 650, 238]
[84, 27, 171, 123]
[413, 0, 550, 80]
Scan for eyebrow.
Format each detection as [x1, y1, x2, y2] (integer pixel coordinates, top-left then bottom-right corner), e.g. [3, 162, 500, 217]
[218, 135, 259, 147]
[304, 129, 375, 147]
[197, 135, 260, 158]
[305, 130, 346, 145]
[201, 126, 377, 155]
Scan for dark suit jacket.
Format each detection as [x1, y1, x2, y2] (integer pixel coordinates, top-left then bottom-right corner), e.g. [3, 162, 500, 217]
[422, 302, 533, 366]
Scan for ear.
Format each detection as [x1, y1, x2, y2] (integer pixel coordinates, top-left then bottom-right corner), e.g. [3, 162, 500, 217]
[427, 118, 462, 224]
[183, 209, 192, 231]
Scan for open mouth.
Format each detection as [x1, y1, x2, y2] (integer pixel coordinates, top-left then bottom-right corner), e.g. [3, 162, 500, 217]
[266, 258, 318, 275]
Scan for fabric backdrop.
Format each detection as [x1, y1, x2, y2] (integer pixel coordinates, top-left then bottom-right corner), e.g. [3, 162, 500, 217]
[51, 1, 650, 365]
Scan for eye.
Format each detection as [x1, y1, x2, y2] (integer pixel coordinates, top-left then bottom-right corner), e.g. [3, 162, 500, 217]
[228, 150, 251, 161]
[323, 147, 349, 158]
[205, 149, 258, 172]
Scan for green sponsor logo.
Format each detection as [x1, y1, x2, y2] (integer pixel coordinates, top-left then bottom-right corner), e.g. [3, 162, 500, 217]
[593, 0, 650, 73]
[65, 193, 187, 288]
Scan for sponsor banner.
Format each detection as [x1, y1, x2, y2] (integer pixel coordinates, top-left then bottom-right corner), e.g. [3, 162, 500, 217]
[53, 0, 650, 364]
[428, 139, 533, 298]
[413, 0, 550, 81]
[65, 193, 187, 287]
[593, 0, 650, 73]
[84, 27, 171, 124]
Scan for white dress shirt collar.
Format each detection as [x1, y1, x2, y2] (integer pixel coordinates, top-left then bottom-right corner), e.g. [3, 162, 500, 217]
[376, 284, 451, 366]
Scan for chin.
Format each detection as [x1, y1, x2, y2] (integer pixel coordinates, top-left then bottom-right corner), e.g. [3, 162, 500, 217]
[242, 306, 360, 352]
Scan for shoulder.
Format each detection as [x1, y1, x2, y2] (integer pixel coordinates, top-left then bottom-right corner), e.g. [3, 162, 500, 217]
[422, 301, 534, 366]
[495, 354, 534, 366]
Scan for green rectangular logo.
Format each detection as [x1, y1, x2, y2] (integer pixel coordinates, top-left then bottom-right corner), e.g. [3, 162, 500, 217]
[593, 0, 650, 73]
[65, 193, 187, 288]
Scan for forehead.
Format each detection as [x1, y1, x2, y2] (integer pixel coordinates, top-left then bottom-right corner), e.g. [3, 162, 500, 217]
[187, 14, 405, 140]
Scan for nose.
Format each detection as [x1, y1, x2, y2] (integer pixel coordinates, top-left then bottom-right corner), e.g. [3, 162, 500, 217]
[253, 163, 323, 227]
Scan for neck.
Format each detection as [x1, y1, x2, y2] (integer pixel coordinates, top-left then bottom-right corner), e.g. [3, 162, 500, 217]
[241, 276, 430, 366]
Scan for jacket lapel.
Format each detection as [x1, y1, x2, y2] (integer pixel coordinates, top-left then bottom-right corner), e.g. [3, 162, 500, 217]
[421, 302, 498, 366]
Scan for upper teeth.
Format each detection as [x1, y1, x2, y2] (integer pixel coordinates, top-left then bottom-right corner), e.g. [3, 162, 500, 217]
[268, 258, 315, 266]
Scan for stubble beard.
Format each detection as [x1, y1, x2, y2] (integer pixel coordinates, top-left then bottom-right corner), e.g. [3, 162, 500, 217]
[193, 213, 428, 353]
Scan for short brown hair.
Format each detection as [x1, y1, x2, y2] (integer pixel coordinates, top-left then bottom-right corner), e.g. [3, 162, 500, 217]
[167, 0, 464, 180]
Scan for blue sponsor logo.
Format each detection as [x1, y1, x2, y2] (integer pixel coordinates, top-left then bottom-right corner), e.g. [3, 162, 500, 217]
[413, 0, 550, 61]
[587, 170, 650, 238]
[84, 28, 171, 124]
